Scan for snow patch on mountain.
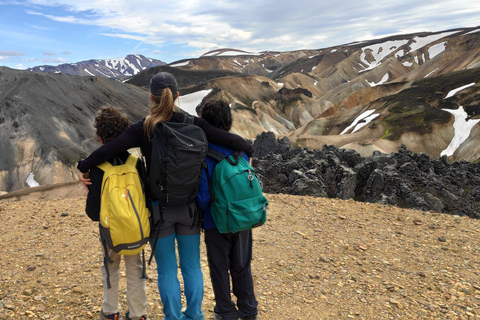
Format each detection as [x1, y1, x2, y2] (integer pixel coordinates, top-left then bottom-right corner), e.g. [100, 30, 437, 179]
[441, 106, 480, 157]
[26, 172, 40, 187]
[367, 74, 389, 87]
[170, 60, 190, 67]
[177, 89, 213, 115]
[428, 42, 447, 59]
[360, 40, 409, 72]
[464, 28, 480, 35]
[409, 31, 459, 52]
[445, 83, 476, 99]
[425, 68, 439, 78]
[340, 110, 379, 134]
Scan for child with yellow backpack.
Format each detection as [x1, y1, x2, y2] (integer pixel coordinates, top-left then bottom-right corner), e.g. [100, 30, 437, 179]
[83, 106, 149, 320]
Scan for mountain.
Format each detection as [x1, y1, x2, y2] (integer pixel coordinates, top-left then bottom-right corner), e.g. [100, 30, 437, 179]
[164, 26, 480, 162]
[2, 26, 480, 194]
[0, 66, 150, 192]
[26, 54, 166, 79]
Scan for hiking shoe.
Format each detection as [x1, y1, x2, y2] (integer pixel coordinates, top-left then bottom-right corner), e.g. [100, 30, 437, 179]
[100, 310, 119, 320]
[214, 313, 224, 320]
[125, 310, 147, 320]
[214, 312, 239, 320]
[243, 315, 259, 320]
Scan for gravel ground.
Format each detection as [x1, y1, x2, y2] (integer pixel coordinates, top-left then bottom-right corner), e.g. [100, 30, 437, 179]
[1, 193, 480, 319]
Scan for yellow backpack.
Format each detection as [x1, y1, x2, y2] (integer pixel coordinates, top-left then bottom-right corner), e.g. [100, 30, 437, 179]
[98, 155, 150, 287]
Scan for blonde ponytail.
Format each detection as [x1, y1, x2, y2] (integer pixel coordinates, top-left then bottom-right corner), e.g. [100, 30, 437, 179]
[144, 88, 174, 137]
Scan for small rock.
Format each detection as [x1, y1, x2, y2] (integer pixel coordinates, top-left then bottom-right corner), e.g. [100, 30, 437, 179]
[438, 236, 447, 242]
[386, 285, 395, 292]
[319, 256, 329, 262]
[23, 289, 33, 296]
[61, 212, 68, 217]
[389, 299, 402, 308]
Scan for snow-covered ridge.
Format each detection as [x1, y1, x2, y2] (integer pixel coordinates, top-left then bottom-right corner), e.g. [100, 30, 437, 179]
[27, 54, 165, 79]
[201, 49, 260, 57]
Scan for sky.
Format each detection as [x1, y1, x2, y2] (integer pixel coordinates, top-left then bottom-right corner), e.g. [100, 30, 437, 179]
[1, 0, 480, 70]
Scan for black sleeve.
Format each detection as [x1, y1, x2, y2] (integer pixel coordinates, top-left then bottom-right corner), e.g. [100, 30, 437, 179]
[193, 116, 253, 157]
[77, 122, 143, 173]
[85, 167, 103, 221]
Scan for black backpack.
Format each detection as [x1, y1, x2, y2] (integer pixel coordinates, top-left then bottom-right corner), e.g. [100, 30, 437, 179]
[148, 114, 208, 263]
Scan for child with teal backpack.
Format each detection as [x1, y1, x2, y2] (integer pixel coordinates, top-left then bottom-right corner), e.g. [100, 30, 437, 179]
[196, 100, 265, 320]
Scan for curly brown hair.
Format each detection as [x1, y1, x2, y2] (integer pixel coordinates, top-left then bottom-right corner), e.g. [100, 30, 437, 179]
[93, 105, 131, 144]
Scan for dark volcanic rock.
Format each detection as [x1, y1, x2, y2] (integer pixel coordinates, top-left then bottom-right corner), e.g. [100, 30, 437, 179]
[253, 132, 480, 219]
[253, 131, 291, 158]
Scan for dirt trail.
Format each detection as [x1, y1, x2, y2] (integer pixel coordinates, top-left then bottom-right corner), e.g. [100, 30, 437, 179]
[1, 193, 480, 319]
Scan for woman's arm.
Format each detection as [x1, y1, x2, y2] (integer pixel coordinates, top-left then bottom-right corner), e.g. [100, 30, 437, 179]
[194, 117, 253, 157]
[77, 123, 142, 173]
[85, 167, 103, 221]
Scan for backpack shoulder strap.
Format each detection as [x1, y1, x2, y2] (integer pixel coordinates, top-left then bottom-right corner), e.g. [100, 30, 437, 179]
[207, 148, 227, 162]
[97, 161, 112, 172]
[184, 114, 195, 125]
[125, 154, 138, 167]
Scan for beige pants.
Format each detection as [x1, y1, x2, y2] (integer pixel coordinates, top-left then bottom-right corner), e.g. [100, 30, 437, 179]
[101, 243, 148, 319]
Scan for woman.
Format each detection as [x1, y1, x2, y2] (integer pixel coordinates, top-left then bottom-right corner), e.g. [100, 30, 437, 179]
[78, 72, 253, 320]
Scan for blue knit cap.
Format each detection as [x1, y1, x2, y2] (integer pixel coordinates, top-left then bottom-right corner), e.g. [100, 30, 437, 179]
[150, 72, 178, 96]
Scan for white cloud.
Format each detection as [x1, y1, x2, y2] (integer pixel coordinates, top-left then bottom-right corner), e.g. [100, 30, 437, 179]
[18, 0, 480, 58]
[0, 50, 25, 56]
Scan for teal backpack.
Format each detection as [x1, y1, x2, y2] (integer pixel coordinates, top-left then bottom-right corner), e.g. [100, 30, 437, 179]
[206, 149, 268, 233]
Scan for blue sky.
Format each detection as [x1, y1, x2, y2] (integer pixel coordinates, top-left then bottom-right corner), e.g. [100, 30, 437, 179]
[1, 0, 480, 70]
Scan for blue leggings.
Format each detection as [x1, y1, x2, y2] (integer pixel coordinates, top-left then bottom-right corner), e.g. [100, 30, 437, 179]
[153, 233, 204, 320]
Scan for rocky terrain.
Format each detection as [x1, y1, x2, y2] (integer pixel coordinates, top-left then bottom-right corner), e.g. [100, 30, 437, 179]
[2, 189, 480, 319]
[253, 132, 480, 219]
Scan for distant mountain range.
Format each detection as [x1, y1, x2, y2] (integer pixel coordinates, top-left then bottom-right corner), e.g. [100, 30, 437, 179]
[2, 25, 480, 193]
[27, 54, 166, 79]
